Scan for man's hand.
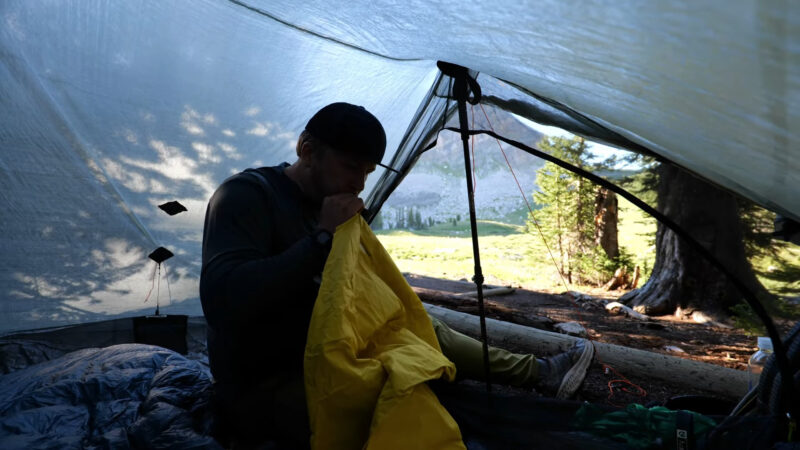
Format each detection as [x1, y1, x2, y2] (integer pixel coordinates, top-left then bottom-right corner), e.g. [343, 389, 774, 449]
[318, 193, 364, 233]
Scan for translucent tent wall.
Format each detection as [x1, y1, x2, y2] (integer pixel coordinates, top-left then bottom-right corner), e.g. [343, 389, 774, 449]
[0, 1, 437, 332]
[2, 0, 798, 333]
[258, 0, 799, 219]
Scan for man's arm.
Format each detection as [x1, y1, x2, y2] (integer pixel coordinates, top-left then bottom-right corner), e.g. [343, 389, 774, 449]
[199, 179, 328, 329]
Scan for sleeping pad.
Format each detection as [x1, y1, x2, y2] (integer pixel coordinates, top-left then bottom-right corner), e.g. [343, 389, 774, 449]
[304, 215, 465, 450]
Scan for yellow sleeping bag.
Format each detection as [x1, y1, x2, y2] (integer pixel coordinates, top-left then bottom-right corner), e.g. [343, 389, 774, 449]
[304, 215, 465, 450]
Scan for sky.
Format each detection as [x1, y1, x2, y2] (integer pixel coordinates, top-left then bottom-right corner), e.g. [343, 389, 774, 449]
[512, 114, 641, 170]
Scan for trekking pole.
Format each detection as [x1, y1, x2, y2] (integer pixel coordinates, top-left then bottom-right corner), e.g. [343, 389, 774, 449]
[437, 61, 492, 397]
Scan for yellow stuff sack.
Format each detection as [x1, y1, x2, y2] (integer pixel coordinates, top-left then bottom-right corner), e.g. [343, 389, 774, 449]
[304, 215, 465, 450]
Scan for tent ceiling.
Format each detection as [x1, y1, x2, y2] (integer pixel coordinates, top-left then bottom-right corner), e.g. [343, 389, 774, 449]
[0, 0, 797, 333]
[255, 0, 799, 219]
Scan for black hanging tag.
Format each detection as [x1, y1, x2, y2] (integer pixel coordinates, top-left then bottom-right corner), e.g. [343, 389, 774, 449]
[148, 247, 173, 264]
[158, 201, 187, 216]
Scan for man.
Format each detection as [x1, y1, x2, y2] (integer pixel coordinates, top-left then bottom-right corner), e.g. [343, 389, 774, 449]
[200, 102, 593, 447]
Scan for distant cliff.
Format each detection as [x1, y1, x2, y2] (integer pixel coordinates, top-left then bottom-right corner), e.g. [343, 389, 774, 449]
[381, 114, 545, 227]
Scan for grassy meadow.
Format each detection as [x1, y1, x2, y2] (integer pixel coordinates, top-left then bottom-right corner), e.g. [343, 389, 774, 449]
[375, 198, 800, 302]
[376, 197, 659, 293]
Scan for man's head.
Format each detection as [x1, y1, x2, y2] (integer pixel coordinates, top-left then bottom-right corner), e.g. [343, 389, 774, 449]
[291, 103, 386, 200]
[305, 102, 386, 165]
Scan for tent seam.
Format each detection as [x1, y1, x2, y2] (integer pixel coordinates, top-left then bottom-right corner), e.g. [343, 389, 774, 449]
[226, 0, 424, 63]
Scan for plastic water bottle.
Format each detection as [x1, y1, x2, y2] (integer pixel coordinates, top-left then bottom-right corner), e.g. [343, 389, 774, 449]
[747, 336, 773, 391]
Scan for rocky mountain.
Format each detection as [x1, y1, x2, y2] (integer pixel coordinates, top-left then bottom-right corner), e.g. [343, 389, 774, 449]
[381, 113, 545, 227]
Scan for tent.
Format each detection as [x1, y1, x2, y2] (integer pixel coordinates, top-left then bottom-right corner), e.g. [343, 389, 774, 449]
[1, 0, 798, 447]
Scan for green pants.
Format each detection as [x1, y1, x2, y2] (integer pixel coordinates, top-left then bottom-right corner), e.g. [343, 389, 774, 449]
[430, 316, 540, 388]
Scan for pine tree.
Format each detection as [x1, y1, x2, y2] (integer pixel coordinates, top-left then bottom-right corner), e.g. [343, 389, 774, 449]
[529, 136, 600, 283]
[371, 211, 384, 230]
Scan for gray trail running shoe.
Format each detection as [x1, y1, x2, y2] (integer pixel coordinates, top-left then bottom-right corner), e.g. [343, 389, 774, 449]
[536, 339, 595, 399]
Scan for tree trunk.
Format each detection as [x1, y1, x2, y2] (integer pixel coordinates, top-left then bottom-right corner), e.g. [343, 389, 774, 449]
[629, 265, 641, 289]
[620, 164, 771, 320]
[603, 266, 628, 290]
[595, 188, 619, 259]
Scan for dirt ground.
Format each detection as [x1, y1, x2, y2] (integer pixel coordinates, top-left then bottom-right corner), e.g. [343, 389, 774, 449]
[405, 273, 794, 410]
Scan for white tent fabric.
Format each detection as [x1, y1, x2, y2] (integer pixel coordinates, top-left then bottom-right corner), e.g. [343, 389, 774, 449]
[258, 0, 799, 217]
[0, 1, 436, 332]
[1, 0, 797, 333]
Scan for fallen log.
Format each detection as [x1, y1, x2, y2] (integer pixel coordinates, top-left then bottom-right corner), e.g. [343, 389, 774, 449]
[424, 303, 747, 399]
[453, 287, 516, 298]
[605, 301, 650, 320]
[414, 287, 552, 330]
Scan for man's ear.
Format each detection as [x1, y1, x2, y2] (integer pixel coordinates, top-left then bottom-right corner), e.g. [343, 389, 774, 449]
[298, 140, 315, 167]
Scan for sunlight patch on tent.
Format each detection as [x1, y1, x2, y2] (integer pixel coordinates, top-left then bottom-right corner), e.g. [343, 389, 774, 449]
[115, 128, 139, 145]
[91, 238, 146, 270]
[102, 158, 151, 193]
[181, 107, 206, 136]
[8, 247, 200, 324]
[112, 53, 132, 67]
[73, 262, 198, 316]
[192, 142, 220, 164]
[183, 124, 205, 136]
[144, 141, 202, 180]
[12, 274, 62, 299]
[276, 131, 295, 142]
[40, 226, 54, 238]
[8, 289, 33, 300]
[216, 142, 241, 160]
[247, 121, 274, 136]
[130, 206, 153, 219]
[101, 158, 170, 195]
[149, 179, 168, 194]
[4, 12, 25, 41]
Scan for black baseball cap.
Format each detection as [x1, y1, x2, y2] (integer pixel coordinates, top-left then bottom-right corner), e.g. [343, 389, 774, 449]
[306, 102, 396, 172]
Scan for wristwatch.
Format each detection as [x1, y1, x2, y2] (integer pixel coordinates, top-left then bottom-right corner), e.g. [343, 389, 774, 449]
[313, 229, 333, 249]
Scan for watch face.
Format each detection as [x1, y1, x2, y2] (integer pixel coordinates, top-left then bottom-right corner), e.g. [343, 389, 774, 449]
[316, 230, 332, 246]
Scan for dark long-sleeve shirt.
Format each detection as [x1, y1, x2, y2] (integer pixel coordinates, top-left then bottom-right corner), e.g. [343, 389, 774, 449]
[200, 163, 330, 389]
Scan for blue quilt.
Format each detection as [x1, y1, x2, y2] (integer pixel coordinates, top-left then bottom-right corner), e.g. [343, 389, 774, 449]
[0, 344, 220, 449]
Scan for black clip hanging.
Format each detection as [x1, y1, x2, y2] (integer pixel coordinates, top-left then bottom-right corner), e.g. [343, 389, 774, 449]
[135, 202, 187, 354]
[146, 246, 173, 316]
[158, 201, 187, 216]
[437, 61, 482, 105]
